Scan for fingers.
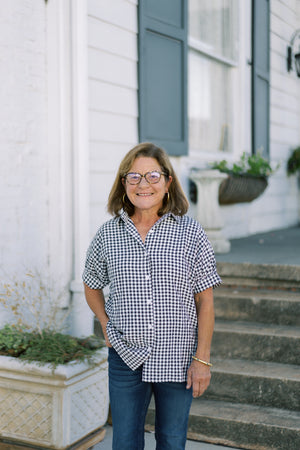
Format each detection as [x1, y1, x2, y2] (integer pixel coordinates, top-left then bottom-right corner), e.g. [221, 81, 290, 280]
[187, 363, 211, 398]
[186, 368, 192, 390]
[193, 382, 201, 398]
[103, 331, 112, 348]
[192, 380, 208, 398]
[104, 335, 112, 347]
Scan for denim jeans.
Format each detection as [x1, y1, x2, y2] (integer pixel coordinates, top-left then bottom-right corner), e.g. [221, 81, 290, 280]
[108, 347, 193, 450]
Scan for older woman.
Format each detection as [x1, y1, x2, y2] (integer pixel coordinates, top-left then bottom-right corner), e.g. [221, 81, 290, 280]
[83, 142, 221, 450]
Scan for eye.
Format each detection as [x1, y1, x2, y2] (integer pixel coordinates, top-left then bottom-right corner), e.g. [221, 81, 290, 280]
[126, 173, 141, 184]
[147, 171, 161, 182]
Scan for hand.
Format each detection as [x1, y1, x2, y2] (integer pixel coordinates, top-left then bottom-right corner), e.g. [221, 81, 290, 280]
[100, 317, 112, 348]
[186, 360, 211, 398]
[103, 331, 112, 348]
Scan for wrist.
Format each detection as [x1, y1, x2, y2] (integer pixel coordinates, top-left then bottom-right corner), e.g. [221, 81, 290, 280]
[195, 350, 211, 361]
[192, 355, 213, 367]
[99, 315, 109, 330]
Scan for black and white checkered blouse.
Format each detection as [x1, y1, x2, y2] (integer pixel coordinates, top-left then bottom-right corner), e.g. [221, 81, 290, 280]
[83, 211, 221, 383]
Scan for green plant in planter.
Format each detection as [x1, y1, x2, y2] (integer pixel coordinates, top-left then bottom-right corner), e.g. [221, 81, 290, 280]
[211, 152, 277, 178]
[0, 271, 104, 367]
[287, 146, 300, 175]
[210, 152, 279, 205]
[0, 324, 101, 366]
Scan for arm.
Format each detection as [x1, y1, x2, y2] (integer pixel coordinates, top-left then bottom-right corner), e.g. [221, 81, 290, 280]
[186, 287, 215, 397]
[83, 283, 111, 347]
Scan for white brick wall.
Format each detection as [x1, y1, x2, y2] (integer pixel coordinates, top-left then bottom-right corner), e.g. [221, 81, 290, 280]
[0, 1, 48, 272]
[0, 1, 49, 327]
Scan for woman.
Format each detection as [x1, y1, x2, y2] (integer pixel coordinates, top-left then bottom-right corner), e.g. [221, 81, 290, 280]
[83, 142, 221, 450]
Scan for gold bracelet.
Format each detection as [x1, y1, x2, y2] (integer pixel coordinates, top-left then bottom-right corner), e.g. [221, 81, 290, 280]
[192, 356, 213, 367]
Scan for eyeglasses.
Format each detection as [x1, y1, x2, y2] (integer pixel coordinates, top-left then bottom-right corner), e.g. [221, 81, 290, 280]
[124, 171, 167, 185]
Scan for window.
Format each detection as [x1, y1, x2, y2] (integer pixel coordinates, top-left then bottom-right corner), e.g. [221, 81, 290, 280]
[138, 1, 267, 159]
[188, 0, 239, 153]
[138, 0, 188, 156]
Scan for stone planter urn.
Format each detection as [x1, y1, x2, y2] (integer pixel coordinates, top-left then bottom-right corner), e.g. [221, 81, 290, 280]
[218, 174, 268, 205]
[0, 347, 109, 449]
[189, 169, 231, 254]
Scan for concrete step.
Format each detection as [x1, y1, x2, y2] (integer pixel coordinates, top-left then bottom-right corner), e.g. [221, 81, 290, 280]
[188, 400, 300, 450]
[216, 262, 300, 290]
[214, 287, 300, 325]
[212, 321, 300, 365]
[146, 399, 300, 450]
[203, 359, 300, 411]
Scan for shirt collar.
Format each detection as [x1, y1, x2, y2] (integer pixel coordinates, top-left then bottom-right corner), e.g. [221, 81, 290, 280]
[117, 210, 181, 224]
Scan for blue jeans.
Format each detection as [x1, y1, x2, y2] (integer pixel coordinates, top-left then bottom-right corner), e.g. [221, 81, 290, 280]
[108, 347, 193, 450]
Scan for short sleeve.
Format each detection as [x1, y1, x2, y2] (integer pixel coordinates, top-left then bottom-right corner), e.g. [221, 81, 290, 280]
[192, 226, 222, 293]
[82, 231, 109, 290]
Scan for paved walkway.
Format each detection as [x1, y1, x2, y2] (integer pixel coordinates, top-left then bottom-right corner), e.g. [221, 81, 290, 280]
[216, 226, 300, 265]
[94, 424, 240, 449]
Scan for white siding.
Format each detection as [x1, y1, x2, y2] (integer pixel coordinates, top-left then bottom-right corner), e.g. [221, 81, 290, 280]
[266, 0, 300, 232]
[87, 0, 139, 236]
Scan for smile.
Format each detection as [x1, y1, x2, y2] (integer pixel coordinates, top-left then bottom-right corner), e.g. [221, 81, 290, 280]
[136, 193, 153, 196]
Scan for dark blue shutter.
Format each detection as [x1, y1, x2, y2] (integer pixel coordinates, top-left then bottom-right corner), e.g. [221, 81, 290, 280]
[252, 0, 270, 158]
[138, 0, 188, 156]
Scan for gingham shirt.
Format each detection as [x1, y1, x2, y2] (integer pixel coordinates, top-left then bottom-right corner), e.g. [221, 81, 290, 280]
[83, 211, 221, 382]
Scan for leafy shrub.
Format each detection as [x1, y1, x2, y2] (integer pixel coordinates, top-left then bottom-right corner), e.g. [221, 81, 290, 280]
[211, 152, 278, 178]
[0, 324, 103, 367]
[0, 325, 31, 357]
[287, 147, 300, 175]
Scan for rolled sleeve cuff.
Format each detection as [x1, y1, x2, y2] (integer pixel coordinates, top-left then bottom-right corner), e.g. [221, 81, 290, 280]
[82, 269, 105, 290]
[194, 270, 222, 293]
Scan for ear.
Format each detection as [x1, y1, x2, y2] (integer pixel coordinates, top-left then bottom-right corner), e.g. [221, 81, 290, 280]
[121, 178, 125, 186]
[166, 175, 173, 190]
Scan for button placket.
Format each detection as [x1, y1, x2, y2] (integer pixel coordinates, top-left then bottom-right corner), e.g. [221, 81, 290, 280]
[144, 243, 154, 339]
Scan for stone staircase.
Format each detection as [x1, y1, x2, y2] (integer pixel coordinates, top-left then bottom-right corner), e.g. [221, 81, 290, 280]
[147, 262, 300, 450]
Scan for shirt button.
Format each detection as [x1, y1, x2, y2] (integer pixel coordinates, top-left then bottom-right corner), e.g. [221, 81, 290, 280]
[149, 229, 155, 234]
[146, 300, 152, 305]
[145, 275, 150, 281]
[148, 324, 153, 330]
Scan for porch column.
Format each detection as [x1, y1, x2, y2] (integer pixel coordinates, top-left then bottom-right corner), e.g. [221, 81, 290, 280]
[69, 0, 93, 337]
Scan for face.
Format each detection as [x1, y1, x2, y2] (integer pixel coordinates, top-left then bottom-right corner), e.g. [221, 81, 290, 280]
[123, 157, 172, 216]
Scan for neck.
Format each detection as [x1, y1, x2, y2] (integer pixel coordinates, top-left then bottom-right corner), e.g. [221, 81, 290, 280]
[131, 210, 160, 227]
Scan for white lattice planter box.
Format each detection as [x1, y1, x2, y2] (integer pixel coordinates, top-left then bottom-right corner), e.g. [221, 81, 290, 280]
[0, 347, 108, 449]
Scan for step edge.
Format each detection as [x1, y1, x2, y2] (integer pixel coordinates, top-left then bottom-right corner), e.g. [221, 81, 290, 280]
[211, 358, 300, 381]
[216, 262, 300, 282]
[214, 322, 300, 337]
[147, 400, 300, 429]
[188, 400, 300, 428]
[214, 290, 300, 302]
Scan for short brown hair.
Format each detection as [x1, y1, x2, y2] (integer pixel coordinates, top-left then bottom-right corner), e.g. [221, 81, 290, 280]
[107, 142, 189, 217]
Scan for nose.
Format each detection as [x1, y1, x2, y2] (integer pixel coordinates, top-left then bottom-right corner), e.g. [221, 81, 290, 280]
[139, 176, 149, 186]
